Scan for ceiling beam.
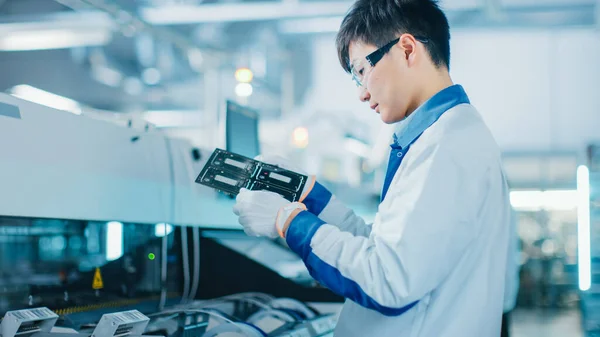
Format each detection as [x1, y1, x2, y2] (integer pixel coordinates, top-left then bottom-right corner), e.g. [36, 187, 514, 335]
[137, 0, 598, 30]
[139, 0, 482, 25]
[139, 2, 353, 25]
[279, 4, 597, 34]
[0, 11, 115, 51]
[0, 11, 114, 34]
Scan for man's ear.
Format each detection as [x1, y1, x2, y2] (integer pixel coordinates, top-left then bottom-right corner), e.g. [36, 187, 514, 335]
[398, 34, 417, 62]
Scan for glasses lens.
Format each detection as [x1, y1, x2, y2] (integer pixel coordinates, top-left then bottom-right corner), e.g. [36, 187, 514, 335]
[351, 74, 361, 87]
[351, 62, 366, 87]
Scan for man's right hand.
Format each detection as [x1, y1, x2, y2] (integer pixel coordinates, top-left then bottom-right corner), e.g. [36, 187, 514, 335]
[255, 155, 370, 237]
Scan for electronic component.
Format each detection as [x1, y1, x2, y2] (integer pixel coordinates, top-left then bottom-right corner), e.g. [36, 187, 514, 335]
[201, 323, 264, 337]
[177, 313, 208, 337]
[304, 315, 337, 336]
[0, 307, 58, 337]
[145, 312, 209, 337]
[195, 149, 307, 202]
[273, 327, 311, 337]
[91, 310, 150, 337]
[246, 309, 296, 333]
[270, 314, 336, 337]
[268, 298, 318, 320]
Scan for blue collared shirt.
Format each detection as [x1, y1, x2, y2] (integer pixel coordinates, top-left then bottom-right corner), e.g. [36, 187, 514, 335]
[381, 84, 470, 201]
[393, 84, 470, 149]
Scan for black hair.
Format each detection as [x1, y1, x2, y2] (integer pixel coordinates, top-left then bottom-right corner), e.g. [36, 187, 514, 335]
[336, 0, 451, 72]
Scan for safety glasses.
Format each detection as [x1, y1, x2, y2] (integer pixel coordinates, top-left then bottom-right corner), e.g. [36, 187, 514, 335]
[349, 36, 429, 87]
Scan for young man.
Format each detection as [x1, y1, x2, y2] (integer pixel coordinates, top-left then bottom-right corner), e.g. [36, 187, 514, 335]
[232, 0, 512, 336]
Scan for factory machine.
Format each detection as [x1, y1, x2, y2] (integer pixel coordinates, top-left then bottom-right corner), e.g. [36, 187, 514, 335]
[0, 94, 342, 336]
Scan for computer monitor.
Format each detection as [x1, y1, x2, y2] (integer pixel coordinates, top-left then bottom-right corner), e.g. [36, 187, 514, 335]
[225, 100, 260, 158]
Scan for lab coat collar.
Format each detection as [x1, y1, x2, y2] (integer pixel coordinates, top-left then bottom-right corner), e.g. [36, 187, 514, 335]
[392, 84, 470, 149]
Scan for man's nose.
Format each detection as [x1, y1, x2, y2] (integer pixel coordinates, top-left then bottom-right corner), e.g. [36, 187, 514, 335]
[358, 86, 370, 102]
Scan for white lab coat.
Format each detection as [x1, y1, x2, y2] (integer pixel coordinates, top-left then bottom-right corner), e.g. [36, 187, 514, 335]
[504, 208, 520, 313]
[285, 100, 511, 337]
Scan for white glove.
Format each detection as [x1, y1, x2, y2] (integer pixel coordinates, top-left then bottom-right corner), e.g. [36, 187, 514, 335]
[255, 154, 316, 201]
[233, 188, 306, 238]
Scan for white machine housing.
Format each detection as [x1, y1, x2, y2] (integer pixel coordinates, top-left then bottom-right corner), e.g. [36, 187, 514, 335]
[0, 308, 58, 337]
[0, 93, 238, 228]
[91, 310, 150, 337]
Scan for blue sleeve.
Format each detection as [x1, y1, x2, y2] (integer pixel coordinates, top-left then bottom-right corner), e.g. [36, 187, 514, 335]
[286, 211, 418, 317]
[301, 181, 332, 215]
[302, 182, 372, 237]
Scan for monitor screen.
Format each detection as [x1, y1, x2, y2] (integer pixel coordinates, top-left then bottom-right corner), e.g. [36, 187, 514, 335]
[225, 100, 260, 158]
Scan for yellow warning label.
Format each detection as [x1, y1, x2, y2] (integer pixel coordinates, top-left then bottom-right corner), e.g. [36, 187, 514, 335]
[92, 267, 104, 290]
